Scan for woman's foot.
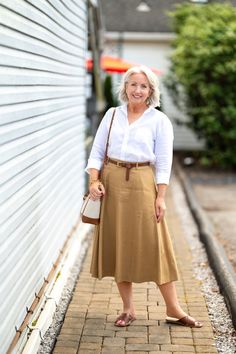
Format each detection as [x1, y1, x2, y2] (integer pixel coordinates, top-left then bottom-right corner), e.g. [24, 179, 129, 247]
[166, 306, 203, 328]
[166, 315, 203, 328]
[114, 312, 136, 327]
[166, 305, 186, 319]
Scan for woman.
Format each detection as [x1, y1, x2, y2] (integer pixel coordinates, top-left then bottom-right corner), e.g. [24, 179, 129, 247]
[85, 66, 203, 328]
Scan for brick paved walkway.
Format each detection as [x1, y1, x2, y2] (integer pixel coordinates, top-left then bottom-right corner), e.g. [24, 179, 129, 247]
[53, 185, 217, 354]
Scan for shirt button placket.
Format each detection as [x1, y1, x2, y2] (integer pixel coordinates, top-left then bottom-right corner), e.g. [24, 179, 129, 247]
[120, 129, 130, 160]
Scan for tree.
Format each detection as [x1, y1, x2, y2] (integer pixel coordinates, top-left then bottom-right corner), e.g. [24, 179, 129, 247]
[165, 3, 236, 167]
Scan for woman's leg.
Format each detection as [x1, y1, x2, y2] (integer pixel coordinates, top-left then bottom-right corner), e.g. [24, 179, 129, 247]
[158, 281, 187, 318]
[158, 281, 203, 327]
[116, 281, 136, 325]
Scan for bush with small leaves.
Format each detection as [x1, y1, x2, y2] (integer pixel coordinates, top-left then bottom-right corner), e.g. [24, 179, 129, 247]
[166, 3, 236, 167]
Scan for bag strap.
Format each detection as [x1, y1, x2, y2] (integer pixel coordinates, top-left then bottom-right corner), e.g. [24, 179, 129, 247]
[104, 108, 116, 164]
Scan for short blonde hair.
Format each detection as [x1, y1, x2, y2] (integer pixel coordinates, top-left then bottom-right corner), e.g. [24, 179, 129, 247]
[118, 65, 160, 107]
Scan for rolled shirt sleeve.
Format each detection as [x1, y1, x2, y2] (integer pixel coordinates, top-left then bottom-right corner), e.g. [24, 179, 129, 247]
[85, 108, 113, 174]
[154, 115, 174, 185]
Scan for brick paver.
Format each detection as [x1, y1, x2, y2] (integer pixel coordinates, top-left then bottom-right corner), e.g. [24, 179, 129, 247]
[53, 183, 217, 353]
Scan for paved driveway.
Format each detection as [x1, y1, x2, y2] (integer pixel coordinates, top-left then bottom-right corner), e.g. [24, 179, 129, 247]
[187, 170, 236, 272]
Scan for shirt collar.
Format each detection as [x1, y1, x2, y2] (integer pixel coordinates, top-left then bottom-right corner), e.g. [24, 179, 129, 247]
[120, 104, 154, 115]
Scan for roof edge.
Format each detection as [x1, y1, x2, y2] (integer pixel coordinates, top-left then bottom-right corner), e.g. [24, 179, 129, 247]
[104, 32, 176, 42]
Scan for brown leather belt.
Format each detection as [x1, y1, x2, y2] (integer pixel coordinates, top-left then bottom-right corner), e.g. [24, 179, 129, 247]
[106, 157, 150, 181]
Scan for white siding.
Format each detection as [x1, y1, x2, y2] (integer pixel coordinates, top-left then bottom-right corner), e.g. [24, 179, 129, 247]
[0, 1, 87, 353]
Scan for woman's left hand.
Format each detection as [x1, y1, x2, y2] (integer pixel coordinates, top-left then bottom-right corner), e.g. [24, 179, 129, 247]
[155, 197, 166, 223]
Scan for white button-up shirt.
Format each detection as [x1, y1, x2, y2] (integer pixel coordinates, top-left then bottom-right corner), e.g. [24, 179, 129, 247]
[85, 104, 174, 184]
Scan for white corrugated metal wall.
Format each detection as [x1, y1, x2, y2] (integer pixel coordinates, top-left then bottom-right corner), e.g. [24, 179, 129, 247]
[0, 0, 87, 352]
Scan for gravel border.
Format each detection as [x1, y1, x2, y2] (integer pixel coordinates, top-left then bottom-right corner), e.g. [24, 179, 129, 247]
[37, 232, 93, 354]
[172, 172, 236, 354]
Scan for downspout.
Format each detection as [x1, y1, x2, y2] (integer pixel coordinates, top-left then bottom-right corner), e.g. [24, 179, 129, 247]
[88, 0, 105, 116]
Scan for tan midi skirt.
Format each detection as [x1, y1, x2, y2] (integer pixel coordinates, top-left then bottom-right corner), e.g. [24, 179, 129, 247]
[90, 161, 179, 284]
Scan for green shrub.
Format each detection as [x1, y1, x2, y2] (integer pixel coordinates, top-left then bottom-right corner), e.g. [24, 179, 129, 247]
[103, 74, 118, 113]
[165, 3, 236, 167]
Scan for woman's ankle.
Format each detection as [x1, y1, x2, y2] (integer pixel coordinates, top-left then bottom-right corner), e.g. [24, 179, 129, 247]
[166, 305, 186, 318]
[123, 306, 135, 315]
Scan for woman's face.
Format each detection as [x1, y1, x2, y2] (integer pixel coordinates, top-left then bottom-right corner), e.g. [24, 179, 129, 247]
[125, 73, 151, 105]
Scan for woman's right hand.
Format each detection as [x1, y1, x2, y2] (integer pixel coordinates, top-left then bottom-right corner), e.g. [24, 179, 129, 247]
[89, 181, 105, 201]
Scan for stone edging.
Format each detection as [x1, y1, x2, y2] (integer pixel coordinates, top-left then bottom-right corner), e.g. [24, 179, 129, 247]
[174, 160, 236, 329]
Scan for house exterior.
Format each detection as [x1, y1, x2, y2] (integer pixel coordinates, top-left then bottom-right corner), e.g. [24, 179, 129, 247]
[100, 0, 236, 150]
[0, 1, 101, 352]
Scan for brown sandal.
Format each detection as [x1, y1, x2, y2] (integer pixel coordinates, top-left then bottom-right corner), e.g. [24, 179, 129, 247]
[166, 315, 203, 328]
[114, 312, 136, 327]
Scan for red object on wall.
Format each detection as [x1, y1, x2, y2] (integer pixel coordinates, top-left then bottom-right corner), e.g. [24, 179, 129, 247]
[86, 55, 161, 75]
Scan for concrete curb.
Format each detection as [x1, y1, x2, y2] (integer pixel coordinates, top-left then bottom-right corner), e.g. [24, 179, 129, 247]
[175, 160, 236, 329]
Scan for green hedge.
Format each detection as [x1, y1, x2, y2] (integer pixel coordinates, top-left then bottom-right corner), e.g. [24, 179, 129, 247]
[165, 3, 236, 167]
